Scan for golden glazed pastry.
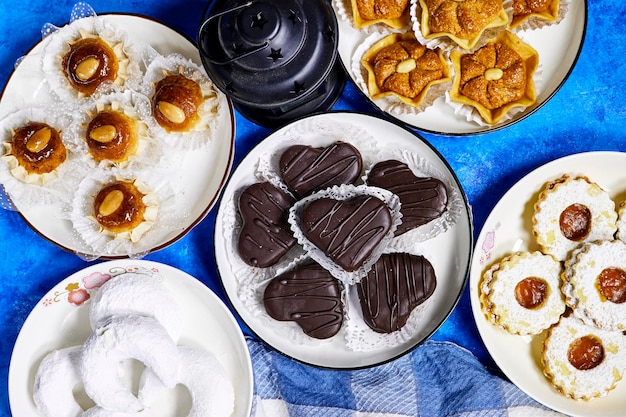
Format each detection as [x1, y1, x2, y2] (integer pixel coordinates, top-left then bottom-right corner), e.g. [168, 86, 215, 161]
[350, 0, 410, 29]
[418, 0, 509, 50]
[510, 0, 560, 29]
[61, 33, 125, 96]
[542, 315, 626, 400]
[92, 178, 157, 241]
[480, 251, 565, 335]
[361, 32, 451, 107]
[532, 174, 617, 262]
[83, 99, 149, 164]
[449, 30, 538, 124]
[2, 121, 67, 183]
[152, 74, 203, 133]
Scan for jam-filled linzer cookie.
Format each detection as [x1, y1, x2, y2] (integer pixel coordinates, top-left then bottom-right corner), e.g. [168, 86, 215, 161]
[449, 30, 538, 125]
[361, 32, 451, 108]
[151, 73, 204, 133]
[263, 262, 344, 340]
[532, 174, 617, 262]
[92, 178, 157, 242]
[542, 315, 626, 400]
[480, 251, 565, 335]
[2, 121, 67, 184]
[418, 0, 509, 50]
[349, 0, 411, 29]
[563, 240, 626, 332]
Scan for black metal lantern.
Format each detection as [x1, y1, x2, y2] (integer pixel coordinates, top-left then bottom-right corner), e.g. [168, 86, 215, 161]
[198, 0, 346, 127]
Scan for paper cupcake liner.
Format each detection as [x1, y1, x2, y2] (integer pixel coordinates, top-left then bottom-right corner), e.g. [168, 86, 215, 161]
[411, 0, 515, 53]
[288, 184, 402, 285]
[351, 31, 452, 116]
[68, 166, 184, 259]
[139, 52, 226, 152]
[0, 107, 89, 209]
[41, 13, 145, 104]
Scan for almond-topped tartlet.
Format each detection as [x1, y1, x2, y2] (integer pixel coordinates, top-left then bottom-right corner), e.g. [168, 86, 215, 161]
[151, 73, 204, 133]
[62, 35, 122, 96]
[82, 96, 150, 166]
[92, 178, 157, 242]
[418, 0, 509, 50]
[361, 32, 451, 108]
[350, 0, 411, 29]
[449, 30, 538, 125]
[2, 121, 67, 184]
[510, 0, 560, 30]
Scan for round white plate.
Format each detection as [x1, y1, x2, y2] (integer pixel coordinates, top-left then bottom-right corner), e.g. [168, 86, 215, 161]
[214, 111, 473, 369]
[8, 259, 253, 417]
[0, 14, 235, 258]
[470, 151, 626, 416]
[335, 0, 586, 135]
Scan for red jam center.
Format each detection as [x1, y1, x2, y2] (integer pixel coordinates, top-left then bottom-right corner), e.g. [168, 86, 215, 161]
[514, 277, 548, 309]
[597, 268, 626, 304]
[567, 335, 604, 371]
[559, 203, 591, 241]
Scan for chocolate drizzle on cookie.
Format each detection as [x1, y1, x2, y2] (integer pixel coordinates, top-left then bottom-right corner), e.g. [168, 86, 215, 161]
[301, 195, 392, 272]
[264, 263, 343, 339]
[357, 252, 436, 333]
[279, 142, 362, 198]
[237, 181, 297, 268]
[367, 160, 447, 235]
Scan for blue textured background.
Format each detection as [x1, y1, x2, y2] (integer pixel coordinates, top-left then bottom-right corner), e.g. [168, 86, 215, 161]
[0, 0, 624, 415]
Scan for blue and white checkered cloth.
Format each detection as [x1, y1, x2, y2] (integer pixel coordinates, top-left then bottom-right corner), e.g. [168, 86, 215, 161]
[246, 338, 566, 417]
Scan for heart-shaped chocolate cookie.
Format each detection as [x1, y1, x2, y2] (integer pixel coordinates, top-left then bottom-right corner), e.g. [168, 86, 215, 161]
[263, 263, 343, 339]
[279, 142, 362, 198]
[366, 160, 447, 235]
[237, 182, 296, 268]
[301, 195, 392, 272]
[357, 252, 437, 333]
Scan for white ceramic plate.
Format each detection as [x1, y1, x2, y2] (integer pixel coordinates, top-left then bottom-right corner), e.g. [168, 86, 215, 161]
[214, 111, 473, 369]
[470, 151, 626, 416]
[0, 14, 235, 258]
[8, 259, 253, 417]
[335, 0, 586, 135]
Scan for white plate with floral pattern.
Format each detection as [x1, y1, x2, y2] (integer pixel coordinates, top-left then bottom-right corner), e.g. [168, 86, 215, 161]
[8, 259, 253, 417]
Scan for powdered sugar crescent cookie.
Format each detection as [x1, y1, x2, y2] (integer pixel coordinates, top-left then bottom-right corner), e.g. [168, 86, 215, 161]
[542, 315, 626, 400]
[80, 314, 180, 412]
[532, 174, 617, 261]
[139, 346, 235, 417]
[480, 251, 565, 335]
[33, 346, 84, 417]
[89, 272, 183, 341]
[563, 240, 626, 331]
